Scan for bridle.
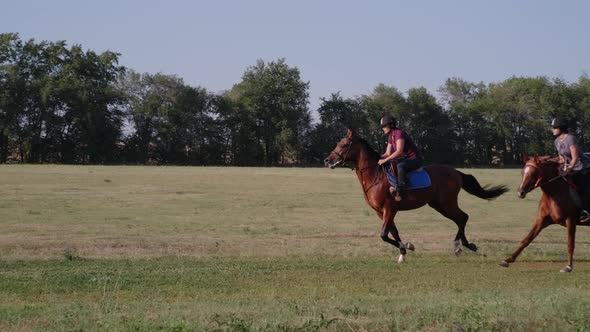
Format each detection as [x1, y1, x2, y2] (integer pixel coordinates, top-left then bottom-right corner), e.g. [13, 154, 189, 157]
[329, 138, 353, 167]
[329, 138, 382, 193]
[521, 161, 564, 194]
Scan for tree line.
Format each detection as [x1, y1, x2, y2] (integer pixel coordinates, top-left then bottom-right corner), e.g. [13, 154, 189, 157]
[2, 33, 590, 166]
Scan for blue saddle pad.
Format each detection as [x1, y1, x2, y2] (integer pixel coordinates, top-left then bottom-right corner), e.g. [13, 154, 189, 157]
[386, 168, 431, 190]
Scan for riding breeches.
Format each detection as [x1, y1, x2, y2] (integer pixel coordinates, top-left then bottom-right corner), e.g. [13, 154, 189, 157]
[570, 169, 590, 209]
[396, 157, 423, 188]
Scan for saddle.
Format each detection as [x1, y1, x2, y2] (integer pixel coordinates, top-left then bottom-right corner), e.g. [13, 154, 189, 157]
[385, 165, 431, 190]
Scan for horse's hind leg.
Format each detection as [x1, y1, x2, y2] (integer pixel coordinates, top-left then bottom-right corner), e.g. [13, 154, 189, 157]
[429, 202, 476, 254]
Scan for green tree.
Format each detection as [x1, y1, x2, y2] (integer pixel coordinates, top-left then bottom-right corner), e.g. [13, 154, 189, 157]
[439, 78, 493, 165]
[363, 84, 409, 149]
[573, 74, 590, 148]
[0, 34, 61, 163]
[218, 89, 262, 166]
[53, 45, 126, 163]
[0, 33, 126, 163]
[120, 72, 181, 163]
[487, 77, 556, 163]
[227, 58, 311, 165]
[306, 92, 368, 164]
[406, 87, 452, 163]
[157, 84, 223, 164]
[0, 33, 23, 162]
[120, 70, 222, 165]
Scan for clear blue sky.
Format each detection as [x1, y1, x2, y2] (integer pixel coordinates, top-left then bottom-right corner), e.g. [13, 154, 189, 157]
[3, 0, 589, 113]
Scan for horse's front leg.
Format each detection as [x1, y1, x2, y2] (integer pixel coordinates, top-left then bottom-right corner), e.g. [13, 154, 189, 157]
[379, 211, 400, 250]
[380, 209, 413, 263]
[500, 215, 550, 267]
[561, 218, 576, 273]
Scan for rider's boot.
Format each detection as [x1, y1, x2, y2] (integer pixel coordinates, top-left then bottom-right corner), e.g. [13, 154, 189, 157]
[393, 180, 406, 202]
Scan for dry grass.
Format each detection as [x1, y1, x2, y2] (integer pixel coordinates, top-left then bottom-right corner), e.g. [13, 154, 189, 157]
[2, 165, 590, 331]
[1, 165, 589, 261]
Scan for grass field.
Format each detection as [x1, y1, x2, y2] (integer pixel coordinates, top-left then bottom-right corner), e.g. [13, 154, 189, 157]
[1, 165, 590, 331]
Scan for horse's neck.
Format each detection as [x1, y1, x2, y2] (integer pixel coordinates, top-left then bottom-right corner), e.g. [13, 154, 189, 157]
[541, 163, 559, 178]
[354, 148, 381, 188]
[540, 181, 563, 196]
[539, 162, 564, 196]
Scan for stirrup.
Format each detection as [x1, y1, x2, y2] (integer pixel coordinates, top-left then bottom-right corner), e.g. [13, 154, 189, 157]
[580, 210, 590, 223]
[389, 186, 403, 201]
[389, 186, 397, 195]
[391, 186, 404, 202]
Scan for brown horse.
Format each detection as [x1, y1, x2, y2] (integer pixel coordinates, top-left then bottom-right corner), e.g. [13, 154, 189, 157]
[500, 156, 590, 272]
[324, 129, 508, 262]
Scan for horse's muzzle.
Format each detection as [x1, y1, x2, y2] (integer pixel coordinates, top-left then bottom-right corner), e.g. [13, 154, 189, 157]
[324, 158, 341, 169]
[517, 190, 526, 199]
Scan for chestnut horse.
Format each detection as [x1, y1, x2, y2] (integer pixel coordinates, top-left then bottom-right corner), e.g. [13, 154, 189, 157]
[500, 156, 590, 272]
[324, 129, 508, 263]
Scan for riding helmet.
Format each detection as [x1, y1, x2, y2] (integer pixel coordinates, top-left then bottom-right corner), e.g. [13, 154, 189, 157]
[551, 118, 568, 131]
[380, 115, 397, 128]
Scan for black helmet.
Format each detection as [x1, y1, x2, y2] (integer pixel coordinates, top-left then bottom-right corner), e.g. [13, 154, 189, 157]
[551, 118, 568, 130]
[380, 115, 397, 128]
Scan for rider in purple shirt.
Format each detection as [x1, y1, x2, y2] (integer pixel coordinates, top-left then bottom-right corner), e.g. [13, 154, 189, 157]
[378, 115, 423, 198]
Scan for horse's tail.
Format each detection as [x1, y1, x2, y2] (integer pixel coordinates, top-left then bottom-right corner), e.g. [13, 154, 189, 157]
[459, 171, 509, 200]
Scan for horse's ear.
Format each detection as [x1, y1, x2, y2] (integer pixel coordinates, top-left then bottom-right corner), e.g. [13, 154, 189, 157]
[346, 128, 354, 139]
[522, 154, 529, 163]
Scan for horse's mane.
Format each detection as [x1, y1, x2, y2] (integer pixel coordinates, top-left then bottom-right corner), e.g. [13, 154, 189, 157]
[354, 136, 381, 161]
[529, 156, 561, 165]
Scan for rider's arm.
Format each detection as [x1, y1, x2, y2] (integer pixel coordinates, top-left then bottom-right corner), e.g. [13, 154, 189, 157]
[568, 144, 579, 173]
[381, 142, 393, 158]
[381, 138, 405, 162]
[389, 138, 405, 160]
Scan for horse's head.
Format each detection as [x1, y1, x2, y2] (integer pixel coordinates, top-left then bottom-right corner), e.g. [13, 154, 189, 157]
[517, 156, 560, 199]
[324, 129, 362, 169]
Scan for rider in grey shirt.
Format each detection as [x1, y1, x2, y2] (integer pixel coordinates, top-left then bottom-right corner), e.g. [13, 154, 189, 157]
[552, 118, 590, 221]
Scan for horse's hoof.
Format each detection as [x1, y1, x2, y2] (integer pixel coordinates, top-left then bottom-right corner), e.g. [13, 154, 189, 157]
[453, 240, 461, 255]
[499, 260, 510, 268]
[560, 265, 573, 273]
[406, 242, 415, 251]
[397, 254, 406, 264]
[466, 243, 478, 252]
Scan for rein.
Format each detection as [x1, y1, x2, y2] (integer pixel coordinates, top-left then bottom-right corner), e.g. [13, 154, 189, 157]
[355, 164, 383, 194]
[330, 138, 384, 194]
[330, 138, 353, 167]
[524, 162, 565, 192]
